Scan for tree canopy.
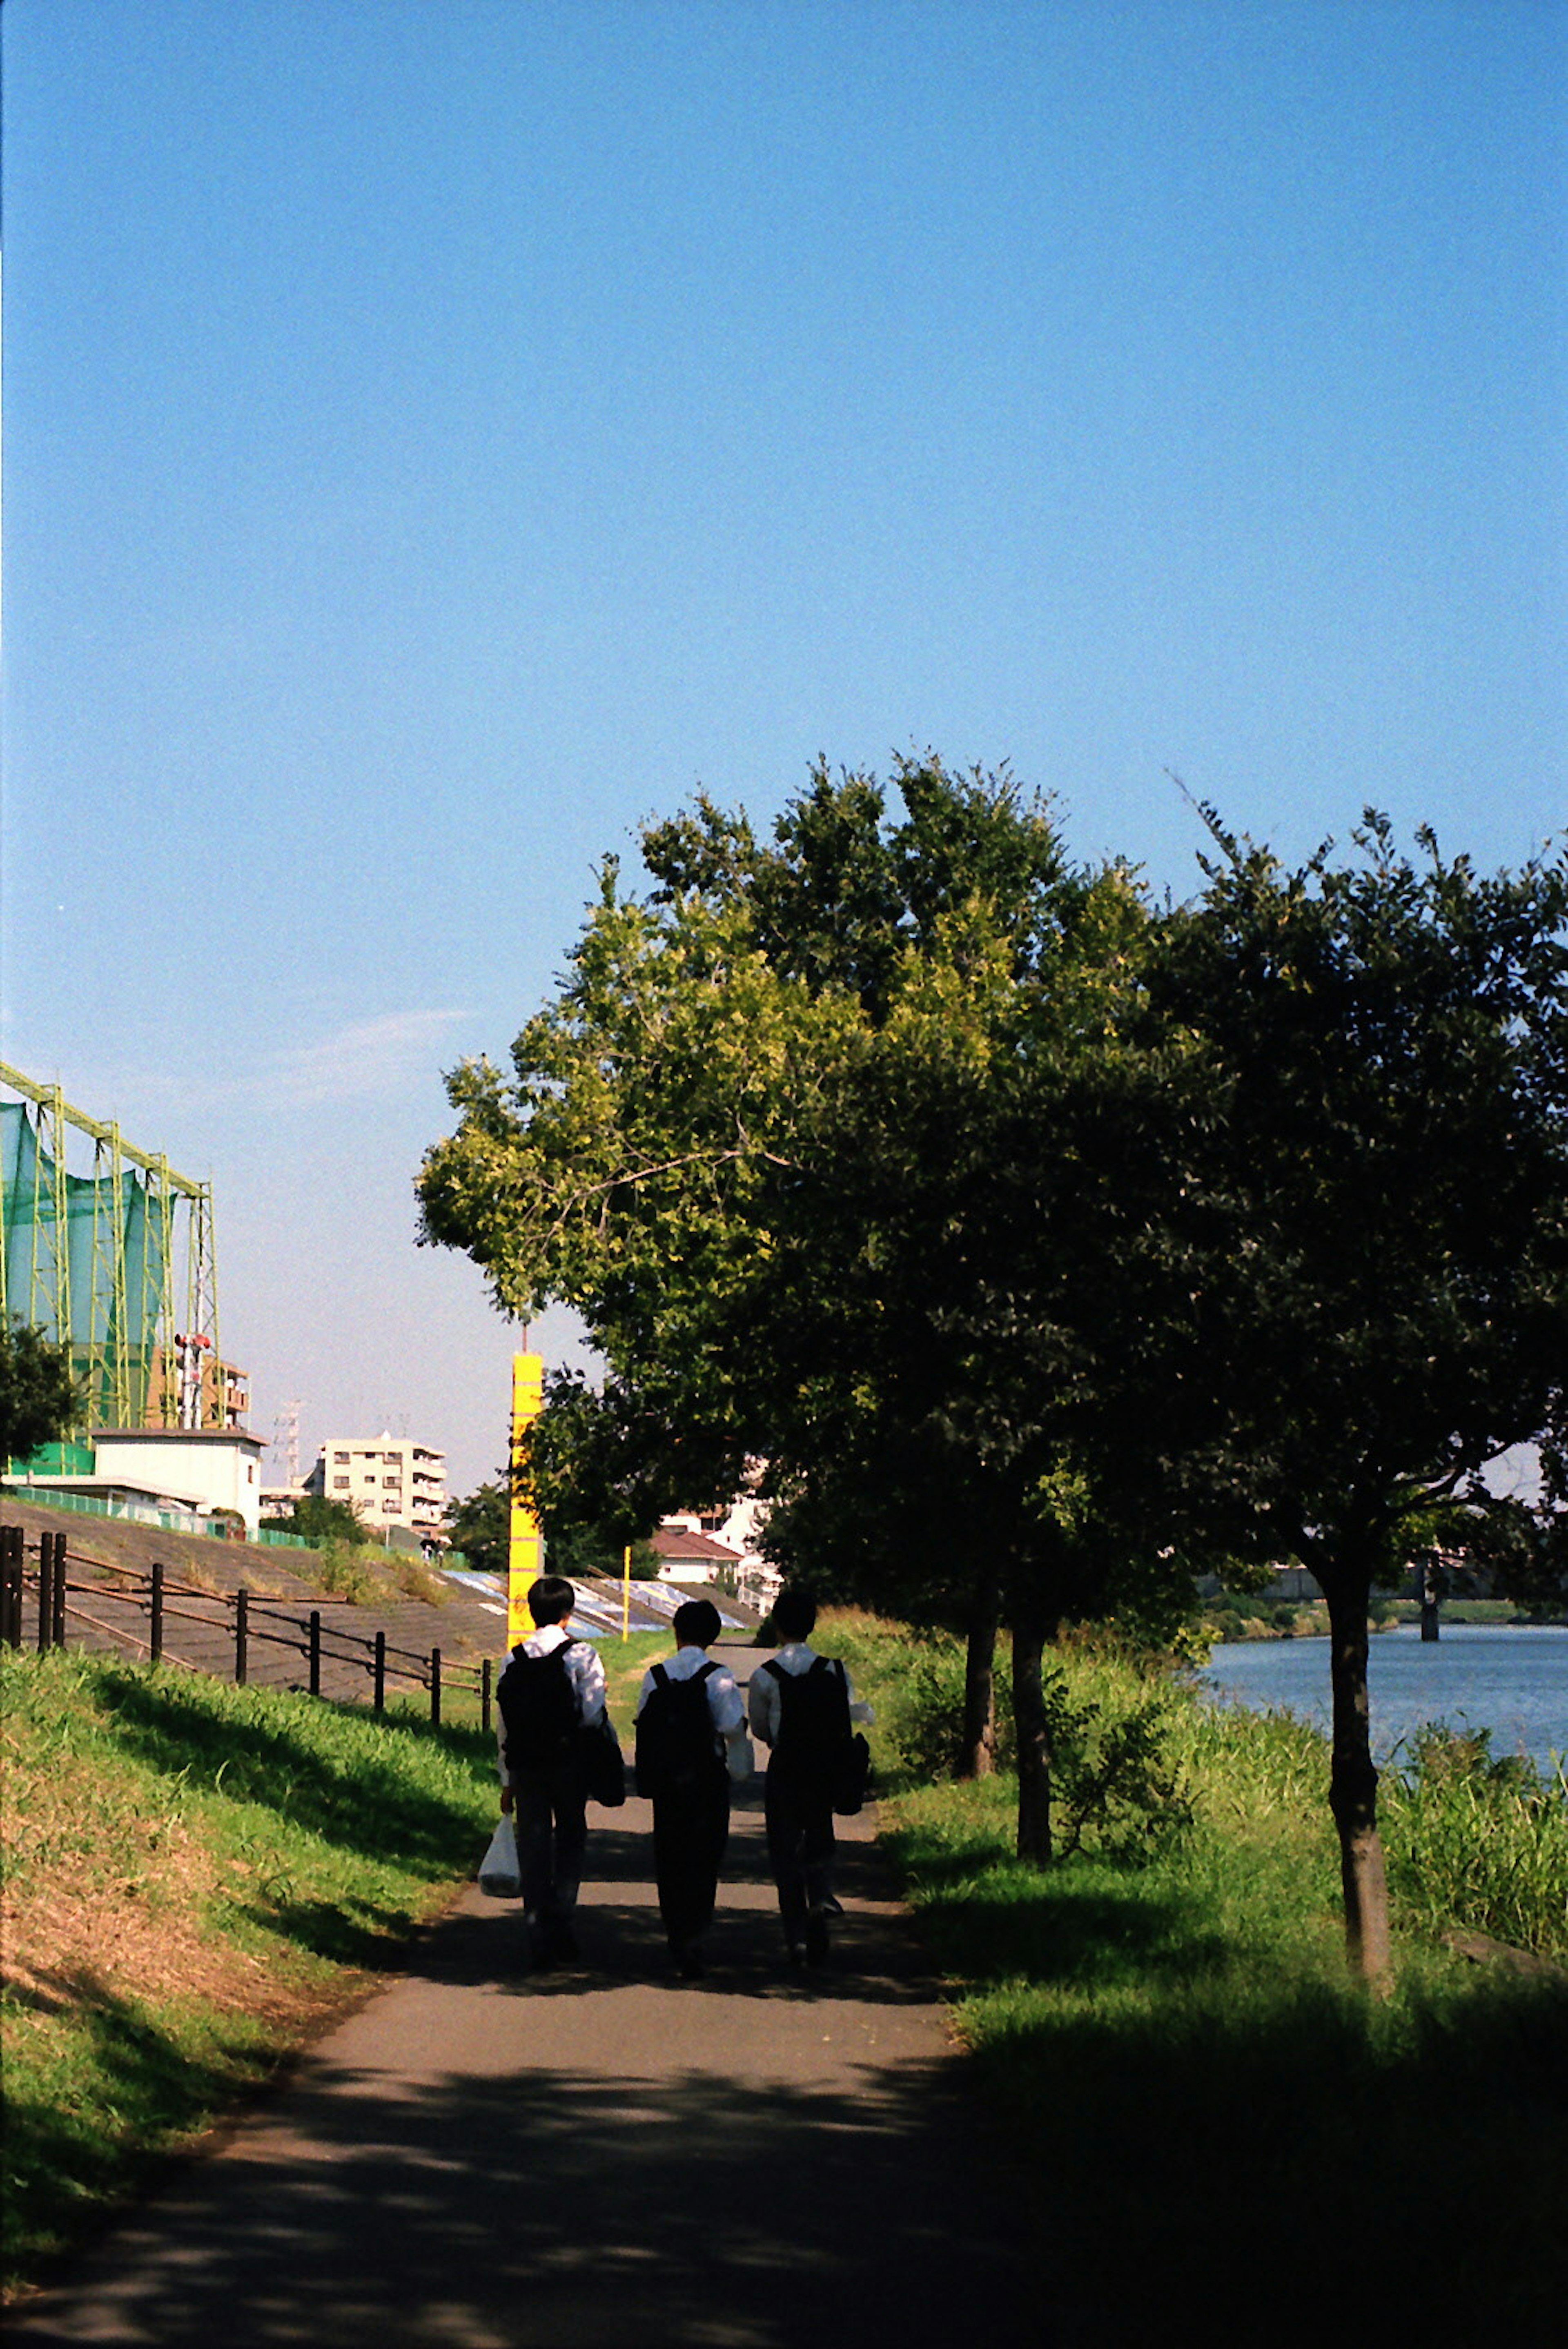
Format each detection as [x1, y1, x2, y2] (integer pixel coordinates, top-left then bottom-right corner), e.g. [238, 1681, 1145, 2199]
[444, 1479, 510, 1578]
[272, 1493, 372, 1549]
[0, 1320, 82, 1468]
[1106, 809, 1568, 1976]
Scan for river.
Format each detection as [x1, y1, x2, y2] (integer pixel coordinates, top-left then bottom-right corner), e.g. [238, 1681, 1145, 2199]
[1200, 1623, 1568, 1778]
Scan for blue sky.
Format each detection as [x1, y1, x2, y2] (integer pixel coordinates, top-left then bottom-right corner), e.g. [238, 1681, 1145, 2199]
[3, 0, 1564, 1499]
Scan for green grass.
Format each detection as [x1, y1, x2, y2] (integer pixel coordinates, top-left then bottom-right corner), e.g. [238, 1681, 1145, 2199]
[825, 1608, 1568, 2343]
[1, 1648, 497, 2294]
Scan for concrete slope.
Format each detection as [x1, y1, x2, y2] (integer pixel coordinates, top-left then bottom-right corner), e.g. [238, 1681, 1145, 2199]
[8, 1650, 1035, 2349]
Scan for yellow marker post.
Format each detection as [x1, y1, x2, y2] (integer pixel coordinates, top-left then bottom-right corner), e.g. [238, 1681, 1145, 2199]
[622, 1545, 631, 1642]
[506, 1351, 545, 1647]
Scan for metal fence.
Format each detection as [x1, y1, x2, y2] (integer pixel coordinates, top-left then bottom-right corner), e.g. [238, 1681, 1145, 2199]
[0, 1523, 491, 1731]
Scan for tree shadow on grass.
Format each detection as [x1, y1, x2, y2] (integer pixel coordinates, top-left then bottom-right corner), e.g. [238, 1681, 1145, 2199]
[908, 1863, 1231, 1992]
[973, 1964, 1568, 2344]
[87, 1666, 489, 1874]
[220, 1894, 430, 1971]
[2, 1969, 278, 2293]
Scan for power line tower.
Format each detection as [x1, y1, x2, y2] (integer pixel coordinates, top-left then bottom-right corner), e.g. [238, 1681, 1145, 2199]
[270, 1397, 303, 1485]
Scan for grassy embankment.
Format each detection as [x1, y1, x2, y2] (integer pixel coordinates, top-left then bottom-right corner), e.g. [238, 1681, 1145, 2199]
[0, 1627, 676, 2296]
[828, 1610, 1568, 2344]
[0, 1651, 490, 2294]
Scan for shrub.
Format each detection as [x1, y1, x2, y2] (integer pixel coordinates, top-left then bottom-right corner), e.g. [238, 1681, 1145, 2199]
[1382, 1723, 1568, 1960]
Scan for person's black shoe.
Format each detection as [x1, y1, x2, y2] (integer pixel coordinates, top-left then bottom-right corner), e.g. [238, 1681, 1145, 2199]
[541, 1920, 580, 1966]
[786, 1941, 807, 1971]
[675, 1944, 706, 1981]
[805, 1915, 830, 1967]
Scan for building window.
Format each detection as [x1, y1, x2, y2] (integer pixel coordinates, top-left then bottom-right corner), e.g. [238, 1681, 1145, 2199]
[382, 1499, 398, 1512]
[333, 1477, 350, 1490]
[334, 1452, 349, 1463]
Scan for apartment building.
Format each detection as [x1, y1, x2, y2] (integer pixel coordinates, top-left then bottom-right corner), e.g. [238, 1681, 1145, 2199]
[307, 1433, 447, 1538]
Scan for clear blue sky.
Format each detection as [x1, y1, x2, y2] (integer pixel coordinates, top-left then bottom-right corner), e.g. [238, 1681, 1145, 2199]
[3, 0, 1564, 1500]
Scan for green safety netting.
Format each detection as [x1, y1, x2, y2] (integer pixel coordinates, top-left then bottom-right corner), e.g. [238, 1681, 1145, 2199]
[2, 1100, 168, 1426]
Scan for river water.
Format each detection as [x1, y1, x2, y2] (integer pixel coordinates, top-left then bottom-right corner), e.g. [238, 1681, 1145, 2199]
[1200, 1624, 1568, 1778]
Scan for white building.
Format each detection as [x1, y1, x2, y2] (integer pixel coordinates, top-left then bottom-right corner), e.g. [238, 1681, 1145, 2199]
[658, 1492, 780, 1605]
[15, 1427, 267, 1537]
[307, 1434, 446, 1539]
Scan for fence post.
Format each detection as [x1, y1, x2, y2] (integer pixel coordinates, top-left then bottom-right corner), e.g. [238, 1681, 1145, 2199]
[36, 1534, 55, 1654]
[51, 1535, 67, 1647]
[235, 1588, 249, 1685]
[373, 1630, 385, 1714]
[481, 1654, 492, 1735]
[430, 1647, 441, 1727]
[1, 1527, 21, 1647]
[149, 1562, 165, 1664]
[309, 1610, 321, 1698]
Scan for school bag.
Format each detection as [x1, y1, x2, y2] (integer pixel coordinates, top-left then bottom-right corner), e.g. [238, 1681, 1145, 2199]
[497, 1639, 582, 1773]
[762, 1654, 872, 1815]
[635, 1660, 720, 1797]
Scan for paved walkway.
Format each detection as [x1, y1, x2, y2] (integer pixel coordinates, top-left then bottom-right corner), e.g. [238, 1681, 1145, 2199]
[10, 1650, 1033, 2349]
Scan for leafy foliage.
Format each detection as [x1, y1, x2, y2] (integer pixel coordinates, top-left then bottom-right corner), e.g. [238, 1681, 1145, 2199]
[445, 1478, 509, 1577]
[272, 1493, 371, 1548]
[1122, 810, 1568, 1586]
[0, 1318, 82, 1465]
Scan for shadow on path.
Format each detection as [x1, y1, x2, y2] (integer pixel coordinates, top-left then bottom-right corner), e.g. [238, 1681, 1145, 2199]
[10, 1783, 1035, 2347]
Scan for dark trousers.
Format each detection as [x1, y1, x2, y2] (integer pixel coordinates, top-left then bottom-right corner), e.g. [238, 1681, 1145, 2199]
[764, 1765, 836, 1947]
[512, 1751, 589, 1923]
[651, 1766, 731, 1953]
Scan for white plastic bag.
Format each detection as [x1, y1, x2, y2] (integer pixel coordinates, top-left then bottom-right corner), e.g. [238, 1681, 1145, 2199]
[477, 1816, 522, 1898]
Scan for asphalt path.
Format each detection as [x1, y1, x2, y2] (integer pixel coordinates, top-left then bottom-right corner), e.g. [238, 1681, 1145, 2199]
[10, 1647, 1034, 2348]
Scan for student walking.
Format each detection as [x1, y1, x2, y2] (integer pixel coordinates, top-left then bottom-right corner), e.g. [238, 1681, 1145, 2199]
[495, 1575, 608, 1969]
[748, 1586, 874, 1968]
[635, 1598, 751, 1979]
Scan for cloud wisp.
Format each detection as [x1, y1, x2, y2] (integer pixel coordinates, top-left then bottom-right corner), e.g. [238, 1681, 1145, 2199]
[272, 1009, 472, 1105]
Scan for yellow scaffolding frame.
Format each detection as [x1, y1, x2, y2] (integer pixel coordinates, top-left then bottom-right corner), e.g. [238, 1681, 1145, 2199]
[0, 1061, 218, 1432]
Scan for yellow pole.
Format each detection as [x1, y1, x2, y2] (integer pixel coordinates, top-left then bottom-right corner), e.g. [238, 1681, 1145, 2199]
[622, 1545, 631, 1641]
[506, 1352, 545, 1647]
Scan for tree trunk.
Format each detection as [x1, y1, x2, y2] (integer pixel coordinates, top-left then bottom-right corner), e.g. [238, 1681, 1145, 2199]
[1012, 1600, 1056, 1865]
[1322, 1563, 1393, 1990]
[958, 1574, 1000, 1779]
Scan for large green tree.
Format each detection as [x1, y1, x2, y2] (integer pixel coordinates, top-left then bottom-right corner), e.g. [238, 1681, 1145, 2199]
[419, 757, 1164, 1845]
[1113, 812, 1568, 1981]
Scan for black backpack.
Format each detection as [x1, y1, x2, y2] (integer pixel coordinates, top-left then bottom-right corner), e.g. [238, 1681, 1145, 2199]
[497, 1639, 581, 1773]
[635, 1660, 721, 1797]
[763, 1655, 871, 1816]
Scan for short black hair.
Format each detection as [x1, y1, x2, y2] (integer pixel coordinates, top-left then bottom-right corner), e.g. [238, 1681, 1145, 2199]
[771, 1585, 817, 1642]
[527, 1575, 576, 1627]
[673, 1597, 722, 1648]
